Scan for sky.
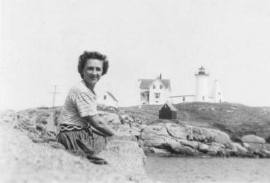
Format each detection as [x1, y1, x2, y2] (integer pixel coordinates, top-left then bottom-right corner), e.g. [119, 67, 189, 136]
[1, 0, 270, 110]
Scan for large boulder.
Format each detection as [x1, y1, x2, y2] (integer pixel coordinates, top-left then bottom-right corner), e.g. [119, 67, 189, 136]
[167, 140, 196, 155]
[141, 123, 234, 157]
[141, 124, 170, 147]
[187, 126, 231, 145]
[141, 124, 199, 155]
[0, 119, 151, 183]
[241, 134, 266, 144]
[198, 143, 210, 153]
[241, 135, 266, 154]
[100, 139, 148, 181]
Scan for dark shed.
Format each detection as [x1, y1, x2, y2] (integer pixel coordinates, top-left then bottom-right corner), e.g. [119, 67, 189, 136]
[159, 102, 177, 119]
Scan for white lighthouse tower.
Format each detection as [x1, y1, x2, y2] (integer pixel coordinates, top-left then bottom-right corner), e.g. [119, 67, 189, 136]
[195, 66, 209, 102]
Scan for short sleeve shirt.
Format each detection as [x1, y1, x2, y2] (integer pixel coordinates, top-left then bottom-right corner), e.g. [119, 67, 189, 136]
[59, 80, 98, 127]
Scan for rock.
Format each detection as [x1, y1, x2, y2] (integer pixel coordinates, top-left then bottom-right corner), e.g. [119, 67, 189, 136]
[165, 123, 188, 139]
[187, 126, 231, 145]
[178, 139, 199, 149]
[141, 123, 234, 157]
[148, 147, 171, 156]
[207, 142, 225, 155]
[100, 139, 148, 180]
[99, 112, 121, 125]
[246, 143, 265, 153]
[140, 124, 148, 130]
[141, 124, 198, 155]
[35, 112, 57, 133]
[230, 142, 248, 154]
[243, 142, 250, 148]
[198, 143, 210, 153]
[0, 110, 17, 123]
[141, 125, 170, 147]
[241, 135, 266, 155]
[100, 112, 141, 140]
[112, 124, 140, 141]
[197, 142, 226, 156]
[120, 114, 135, 124]
[261, 149, 270, 158]
[241, 134, 266, 144]
[264, 143, 270, 151]
[0, 120, 151, 183]
[168, 140, 196, 155]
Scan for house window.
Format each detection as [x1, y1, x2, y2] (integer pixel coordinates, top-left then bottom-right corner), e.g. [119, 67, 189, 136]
[153, 85, 156, 89]
[104, 95, 107, 100]
[155, 93, 160, 98]
[160, 85, 163, 89]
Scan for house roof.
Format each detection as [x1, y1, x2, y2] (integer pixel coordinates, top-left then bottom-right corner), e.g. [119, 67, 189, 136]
[163, 102, 178, 111]
[139, 79, 171, 89]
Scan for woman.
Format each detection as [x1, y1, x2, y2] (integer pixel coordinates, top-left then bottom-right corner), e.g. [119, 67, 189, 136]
[57, 51, 115, 164]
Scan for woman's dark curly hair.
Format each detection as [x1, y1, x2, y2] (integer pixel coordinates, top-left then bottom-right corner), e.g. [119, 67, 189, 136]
[78, 51, 109, 78]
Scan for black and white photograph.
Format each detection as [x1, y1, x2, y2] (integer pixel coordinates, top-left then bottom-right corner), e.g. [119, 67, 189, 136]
[1, 0, 270, 182]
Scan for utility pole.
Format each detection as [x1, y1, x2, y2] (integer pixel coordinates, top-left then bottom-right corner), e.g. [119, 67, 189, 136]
[51, 85, 60, 126]
[51, 85, 60, 108]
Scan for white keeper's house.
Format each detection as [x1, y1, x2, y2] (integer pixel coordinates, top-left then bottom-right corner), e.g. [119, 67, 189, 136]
[138, 75, 171, 105]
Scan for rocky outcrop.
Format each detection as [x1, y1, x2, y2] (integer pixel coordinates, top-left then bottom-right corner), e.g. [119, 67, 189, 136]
[186, 125, 231, 145]
[2, 106, 270, 183]
[140, 122, 270, 158]
[141, 125, 170, 147]
[239, 134, 270, 157]
[0, 110, 152, 183]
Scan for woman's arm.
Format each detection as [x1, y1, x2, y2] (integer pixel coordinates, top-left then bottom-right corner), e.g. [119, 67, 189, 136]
[83, 115, 115, 137]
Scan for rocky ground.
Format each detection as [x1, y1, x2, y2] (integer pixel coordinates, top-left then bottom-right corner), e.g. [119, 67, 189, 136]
[0, 109, 152, 183]
[1, 102, 270, 183]
[140, 121, 270, 157]
[122, 103, 270, 157]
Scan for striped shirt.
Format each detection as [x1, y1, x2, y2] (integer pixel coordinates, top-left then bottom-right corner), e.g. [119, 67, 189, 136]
[59, 80, 98, 128]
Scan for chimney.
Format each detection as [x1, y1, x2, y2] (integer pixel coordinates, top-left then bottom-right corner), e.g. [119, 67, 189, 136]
[159, 73, 162, 79]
